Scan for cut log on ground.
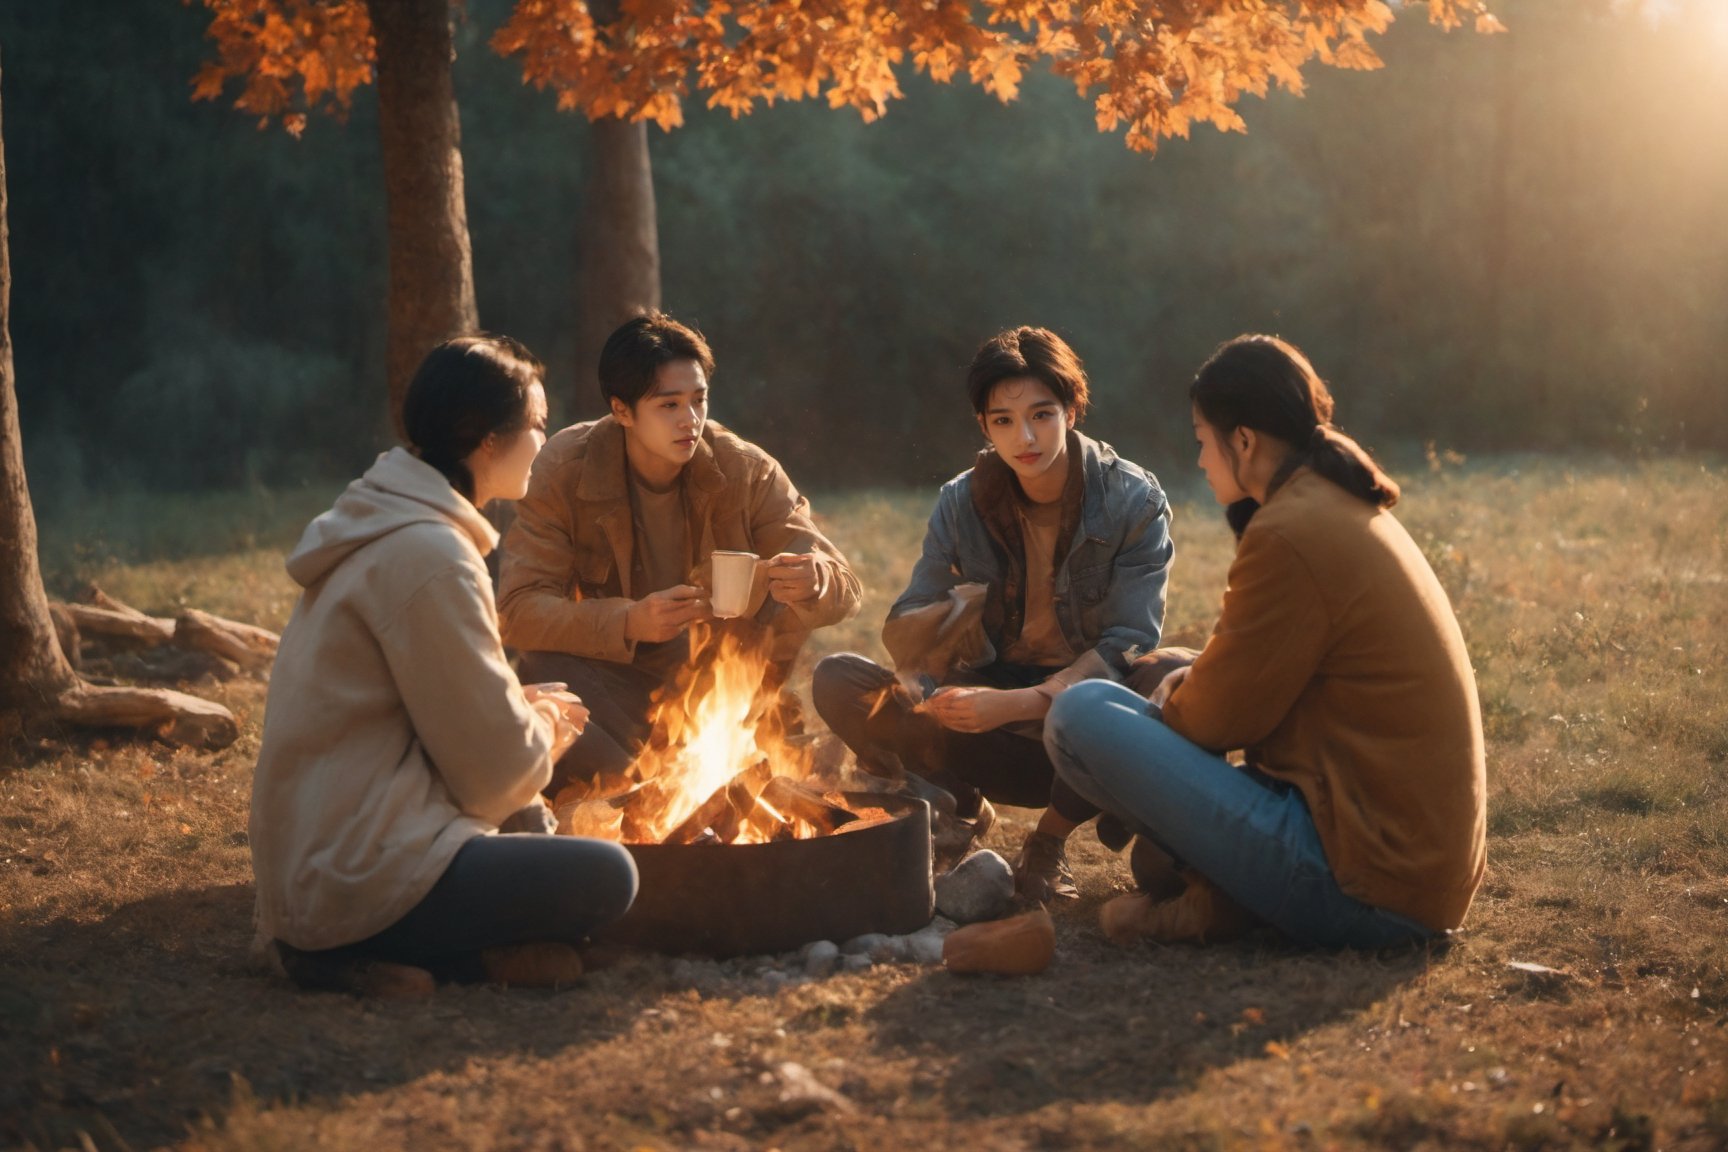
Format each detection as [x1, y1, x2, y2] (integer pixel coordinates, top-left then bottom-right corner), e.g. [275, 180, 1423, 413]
[49, 588, 279, 681]
[174, 608, 278, 670]
[56, 602, 176, 645]
[54, 684, 239, 750]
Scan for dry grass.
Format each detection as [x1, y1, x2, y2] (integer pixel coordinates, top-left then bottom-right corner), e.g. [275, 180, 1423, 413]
[3, 455, 1726, 1151]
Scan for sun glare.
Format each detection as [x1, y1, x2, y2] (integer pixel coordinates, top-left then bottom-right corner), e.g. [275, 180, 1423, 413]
[1625, 0, 1728, 43]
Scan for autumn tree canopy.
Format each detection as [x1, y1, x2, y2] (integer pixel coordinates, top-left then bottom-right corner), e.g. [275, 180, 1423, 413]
[190, 0, 375, 137]
[192, 0, 1501, 150]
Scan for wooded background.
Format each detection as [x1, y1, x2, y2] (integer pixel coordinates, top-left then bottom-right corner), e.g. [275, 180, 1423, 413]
[5, 0, 1724, 511]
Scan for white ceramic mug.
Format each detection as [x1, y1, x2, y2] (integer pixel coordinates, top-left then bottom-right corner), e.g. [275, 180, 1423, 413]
[710, 550, 759, 619]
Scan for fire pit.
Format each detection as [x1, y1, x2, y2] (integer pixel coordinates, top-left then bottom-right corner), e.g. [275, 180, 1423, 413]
[599, 790, 933, 957]
[557, 625, 937, 957]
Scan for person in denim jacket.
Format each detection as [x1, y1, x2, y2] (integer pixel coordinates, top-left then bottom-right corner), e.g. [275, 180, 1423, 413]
[812, 327, 1173, 901]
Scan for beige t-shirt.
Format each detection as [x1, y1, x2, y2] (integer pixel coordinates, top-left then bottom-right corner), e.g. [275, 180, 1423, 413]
[1002, 498, 1076, 667]
[630, 475, 690, 596]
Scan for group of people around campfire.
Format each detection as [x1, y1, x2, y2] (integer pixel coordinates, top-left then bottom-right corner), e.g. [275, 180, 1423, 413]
[250, 313, 1487, 997]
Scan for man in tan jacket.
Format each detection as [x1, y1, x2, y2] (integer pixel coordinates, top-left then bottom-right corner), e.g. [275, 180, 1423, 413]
[498, 313, 861, 793]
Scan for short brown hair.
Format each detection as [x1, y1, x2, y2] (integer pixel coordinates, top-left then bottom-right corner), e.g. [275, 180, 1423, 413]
[965, 326, 1090, 421]
[598, 311, 716, 408]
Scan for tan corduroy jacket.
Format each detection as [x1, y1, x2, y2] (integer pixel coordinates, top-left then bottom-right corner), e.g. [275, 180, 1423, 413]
[1162, 468, 1487, 932]
[498, 416, 861, 664]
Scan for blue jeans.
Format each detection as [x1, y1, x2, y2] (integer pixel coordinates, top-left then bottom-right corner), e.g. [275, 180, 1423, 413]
[1044, 681, 1432, 950]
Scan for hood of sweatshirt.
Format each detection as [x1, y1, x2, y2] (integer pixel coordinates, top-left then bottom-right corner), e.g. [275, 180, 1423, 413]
[286, 448, 499, 588]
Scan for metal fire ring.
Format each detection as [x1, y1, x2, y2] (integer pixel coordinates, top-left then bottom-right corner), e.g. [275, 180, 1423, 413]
[597, 791, 933, 957]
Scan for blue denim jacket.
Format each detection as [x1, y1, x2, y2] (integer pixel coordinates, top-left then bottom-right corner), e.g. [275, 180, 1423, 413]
[889, 431, 1172, 686]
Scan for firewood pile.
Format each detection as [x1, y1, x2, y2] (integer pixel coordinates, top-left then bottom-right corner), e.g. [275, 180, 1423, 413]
[44, 584, 279, 750]
[555, 762, 896, 846]
[50, 584, 277, 683]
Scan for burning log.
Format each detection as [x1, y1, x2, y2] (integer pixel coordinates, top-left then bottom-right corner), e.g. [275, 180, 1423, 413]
[665, 781, 738, 845]
[665, 760, 776, 845]
[758, 777, 857, 836]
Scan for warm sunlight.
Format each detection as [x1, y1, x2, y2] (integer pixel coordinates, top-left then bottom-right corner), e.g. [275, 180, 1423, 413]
[1624, 0, 1728, 44]
[8, 0, 1728, 1147]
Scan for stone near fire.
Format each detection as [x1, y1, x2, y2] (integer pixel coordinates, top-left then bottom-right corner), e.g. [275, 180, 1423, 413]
[869, 935, 915, 963]
[906, 930, 946, 966]
[903, 917, 957, 966]
[935, 849, 1015, 924]
[840, 933, 890, 958]
[801, 940, 840, 977]
[840, 953, 874, 974]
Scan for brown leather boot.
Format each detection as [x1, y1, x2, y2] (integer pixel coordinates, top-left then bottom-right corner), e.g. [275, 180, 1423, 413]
[1128, 836, 1186, 902]
[349, 961, 437, 1000]
[275, 943, 435, 1000]
[1013, 829, 1080, 903]
[481, 942, 585, 988]
[1100, 873, 1256, 945]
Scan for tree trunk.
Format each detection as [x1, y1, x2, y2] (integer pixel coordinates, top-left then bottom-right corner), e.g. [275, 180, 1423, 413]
[366, 0, 479, 438]
[575, 115, 661, 418]
[2, 53, 240, 750]
[0, 45, 80, 723]
[570, 0, 662, 419]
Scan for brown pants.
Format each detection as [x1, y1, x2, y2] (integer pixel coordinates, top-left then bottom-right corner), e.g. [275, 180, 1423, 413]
[811, 652, 1104, 823]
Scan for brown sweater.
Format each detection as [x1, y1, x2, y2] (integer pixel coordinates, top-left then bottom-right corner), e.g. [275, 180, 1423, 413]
[1162, 468, 1486, 931]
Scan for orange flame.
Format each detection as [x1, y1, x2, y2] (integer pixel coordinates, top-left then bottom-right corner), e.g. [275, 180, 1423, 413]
[584, 623, 815, 844]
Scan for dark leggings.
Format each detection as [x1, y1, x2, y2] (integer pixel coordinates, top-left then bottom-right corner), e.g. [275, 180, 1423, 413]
[810, 652, 1100, 823]
[279, 832, 638, 985]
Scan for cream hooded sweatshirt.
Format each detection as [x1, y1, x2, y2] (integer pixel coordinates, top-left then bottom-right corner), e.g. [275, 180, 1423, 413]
[252, 448, 557, 951]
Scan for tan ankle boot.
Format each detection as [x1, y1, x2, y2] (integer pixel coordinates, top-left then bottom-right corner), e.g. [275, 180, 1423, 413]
[481, 942, 585, 988]
[1100, 874, 1256, 946]
[349, 961, 436, 1000]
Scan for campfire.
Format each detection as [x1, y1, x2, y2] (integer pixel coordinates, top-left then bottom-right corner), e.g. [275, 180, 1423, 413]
[561, 625, 936, 956]
[553, 624, 892, 846]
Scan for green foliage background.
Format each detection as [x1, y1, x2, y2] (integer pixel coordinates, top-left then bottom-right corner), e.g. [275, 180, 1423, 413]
[4, 0, 1724, 511]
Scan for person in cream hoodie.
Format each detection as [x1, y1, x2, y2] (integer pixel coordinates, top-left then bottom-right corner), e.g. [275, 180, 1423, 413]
[252, 335, 637, 997]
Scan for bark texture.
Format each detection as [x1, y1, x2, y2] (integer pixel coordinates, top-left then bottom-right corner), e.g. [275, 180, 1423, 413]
[367, 0, 479, 437]
[0, 47, 80, 719]
[575, 115, 661, 418]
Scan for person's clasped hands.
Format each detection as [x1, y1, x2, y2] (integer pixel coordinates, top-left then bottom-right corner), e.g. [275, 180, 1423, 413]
[923, 684, 1025, 734]
[522, 681, 589, 762]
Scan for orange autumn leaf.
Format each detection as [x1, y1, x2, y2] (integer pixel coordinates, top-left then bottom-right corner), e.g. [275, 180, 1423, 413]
[189, 0, 1503, 153]
[185, 0, 374, 132]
